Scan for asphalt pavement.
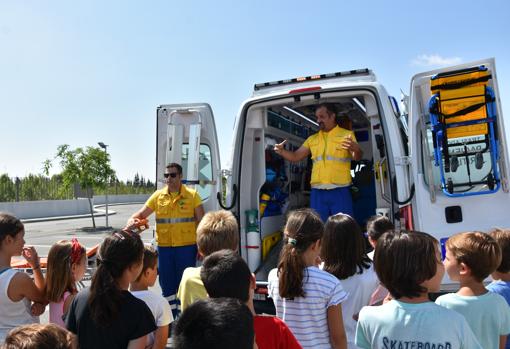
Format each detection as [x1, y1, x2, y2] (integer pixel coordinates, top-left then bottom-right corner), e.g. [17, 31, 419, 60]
[19, 203, 165, 324]
[22, 203, 156, 257]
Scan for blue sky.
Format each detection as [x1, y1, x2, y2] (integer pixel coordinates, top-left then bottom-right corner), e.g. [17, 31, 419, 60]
[1, 0, 509, 181]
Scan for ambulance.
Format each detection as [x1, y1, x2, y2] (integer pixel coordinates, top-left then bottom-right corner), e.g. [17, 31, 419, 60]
[156, 58, 510, 308]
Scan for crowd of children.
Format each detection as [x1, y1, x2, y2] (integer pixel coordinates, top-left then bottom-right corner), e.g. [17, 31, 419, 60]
[1, 208, 510, 349]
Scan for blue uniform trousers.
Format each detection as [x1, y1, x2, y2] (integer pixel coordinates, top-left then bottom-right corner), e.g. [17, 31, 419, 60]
[157, 244, 197, 318]
[311, 186, 353, 222]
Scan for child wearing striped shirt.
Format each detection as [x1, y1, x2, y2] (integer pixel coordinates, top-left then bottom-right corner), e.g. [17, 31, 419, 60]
[268, 208, 348, 349]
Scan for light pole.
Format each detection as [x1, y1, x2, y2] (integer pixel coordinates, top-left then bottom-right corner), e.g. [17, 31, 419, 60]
[98, 142, 109, 229]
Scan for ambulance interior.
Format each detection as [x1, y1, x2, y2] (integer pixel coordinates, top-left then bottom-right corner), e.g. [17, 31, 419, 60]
[238, 91, 399, 278]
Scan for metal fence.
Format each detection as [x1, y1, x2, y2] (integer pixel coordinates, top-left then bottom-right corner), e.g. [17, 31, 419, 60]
[0, 175, 155, 202]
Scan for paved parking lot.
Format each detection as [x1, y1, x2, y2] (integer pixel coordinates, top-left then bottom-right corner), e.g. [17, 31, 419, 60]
[20, 203, 165, 323]
[22, 203, 155, 257]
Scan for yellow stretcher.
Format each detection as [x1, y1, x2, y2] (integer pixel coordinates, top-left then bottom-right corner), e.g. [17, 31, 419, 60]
[428, 65, 500, 197]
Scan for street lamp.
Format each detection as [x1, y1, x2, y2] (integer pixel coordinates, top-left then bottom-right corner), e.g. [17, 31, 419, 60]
[98, 142, 109, 229]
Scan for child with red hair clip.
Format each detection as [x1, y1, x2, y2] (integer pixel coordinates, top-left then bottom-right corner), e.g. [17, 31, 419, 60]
[45, 239, 87, 327]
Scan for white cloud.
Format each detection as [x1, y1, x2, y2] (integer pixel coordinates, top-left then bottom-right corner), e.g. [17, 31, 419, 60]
[411, 54, 462, 67]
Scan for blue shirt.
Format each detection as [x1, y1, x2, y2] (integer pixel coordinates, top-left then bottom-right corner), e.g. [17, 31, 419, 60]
[436, 291, 510, 349]
[488, 280, 510, 349]
[356, 300, 482, 349]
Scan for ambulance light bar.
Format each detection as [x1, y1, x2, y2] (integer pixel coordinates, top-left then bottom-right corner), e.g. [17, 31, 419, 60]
[254, 69, 370, 91]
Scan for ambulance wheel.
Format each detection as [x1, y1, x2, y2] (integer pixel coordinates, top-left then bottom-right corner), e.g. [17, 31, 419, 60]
[450, 156, 459, 173]
[475, 152, 484, 170]
[447, 178, 454, 194]
[488, 173, 495, 190]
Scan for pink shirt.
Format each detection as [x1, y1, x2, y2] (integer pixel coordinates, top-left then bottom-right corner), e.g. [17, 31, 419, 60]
[49, 291, 71, 327]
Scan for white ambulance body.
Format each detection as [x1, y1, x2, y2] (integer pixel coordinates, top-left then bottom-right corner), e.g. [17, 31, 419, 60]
[156, 58, 510, 298]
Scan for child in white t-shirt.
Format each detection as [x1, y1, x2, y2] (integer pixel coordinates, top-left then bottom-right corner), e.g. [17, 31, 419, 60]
[321, 213, 379, 349]
[131, 245, 173, 349]
[356, 230, 482, 349]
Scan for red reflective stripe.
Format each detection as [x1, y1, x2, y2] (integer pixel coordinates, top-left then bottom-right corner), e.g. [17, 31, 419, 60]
[399, 205, 414, 230]
[288, 86, 322, 94]
[244, 245, 260, 249]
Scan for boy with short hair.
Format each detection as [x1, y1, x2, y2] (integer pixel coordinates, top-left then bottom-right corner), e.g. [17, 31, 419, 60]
[130, 245, 173, 349]
[176, 210, 239, 311]
[201, 249, 302, 349]
[488, 228, 510, 349]
[173, 298, 255, 349]
[356, 230, 482, 349]
[436, 231, 510, 349]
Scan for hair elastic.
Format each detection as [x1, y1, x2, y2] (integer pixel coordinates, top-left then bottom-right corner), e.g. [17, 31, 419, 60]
[113, 232, 126, 240]
[70, 238, 83, 264]
[287, 237, 297, 246]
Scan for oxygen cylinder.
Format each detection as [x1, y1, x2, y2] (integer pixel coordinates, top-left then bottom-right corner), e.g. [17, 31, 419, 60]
[245, 209, 261, 272]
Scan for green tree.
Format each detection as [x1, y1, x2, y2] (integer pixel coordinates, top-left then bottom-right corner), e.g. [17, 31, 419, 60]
[0, 174, 15, 202]
[134, 173, 140, 187]
[43, 144, 116, 230]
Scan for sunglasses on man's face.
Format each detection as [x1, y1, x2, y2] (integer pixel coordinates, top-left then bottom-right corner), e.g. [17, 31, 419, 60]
[164, 172, 179, 178]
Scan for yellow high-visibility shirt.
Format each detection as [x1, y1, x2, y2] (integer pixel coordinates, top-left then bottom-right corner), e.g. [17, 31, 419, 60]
[145, 184, 202, 247]
[177, 266, 207, 312]
[303, 125, 356, 188]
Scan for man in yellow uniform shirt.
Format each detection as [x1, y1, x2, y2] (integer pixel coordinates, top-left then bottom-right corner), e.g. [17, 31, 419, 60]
[274, 103, 362, 222]
[128, 163, 204, 316]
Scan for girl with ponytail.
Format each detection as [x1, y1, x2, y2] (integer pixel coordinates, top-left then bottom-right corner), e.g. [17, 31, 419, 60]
[268, 208, 348, 349]
[65, 230, 156, 349]
[45, 238, 87, 328]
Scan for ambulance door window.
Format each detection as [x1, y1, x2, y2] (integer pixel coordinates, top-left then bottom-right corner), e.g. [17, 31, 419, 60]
[181, 144, 213, 201]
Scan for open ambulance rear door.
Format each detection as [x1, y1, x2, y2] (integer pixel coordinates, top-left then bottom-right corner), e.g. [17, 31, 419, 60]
[408, 58, 510, 262]
[156, 103, 221, 214]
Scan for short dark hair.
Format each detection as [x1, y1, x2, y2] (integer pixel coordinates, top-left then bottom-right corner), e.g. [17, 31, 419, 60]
[174, 298, 254, 349]
[135, 245, 159, 282]
[446, 231, 501, 282]
[201, 249, 251, 303]
[489, 228, 510, 273]
[316, 103, 338, 116]
[0, 212, 24, 247]
[3, 323, 77, 349]
[374, 230, 439, 299]
[366, 215, 394, 242]
[166, 163, 183, 175]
